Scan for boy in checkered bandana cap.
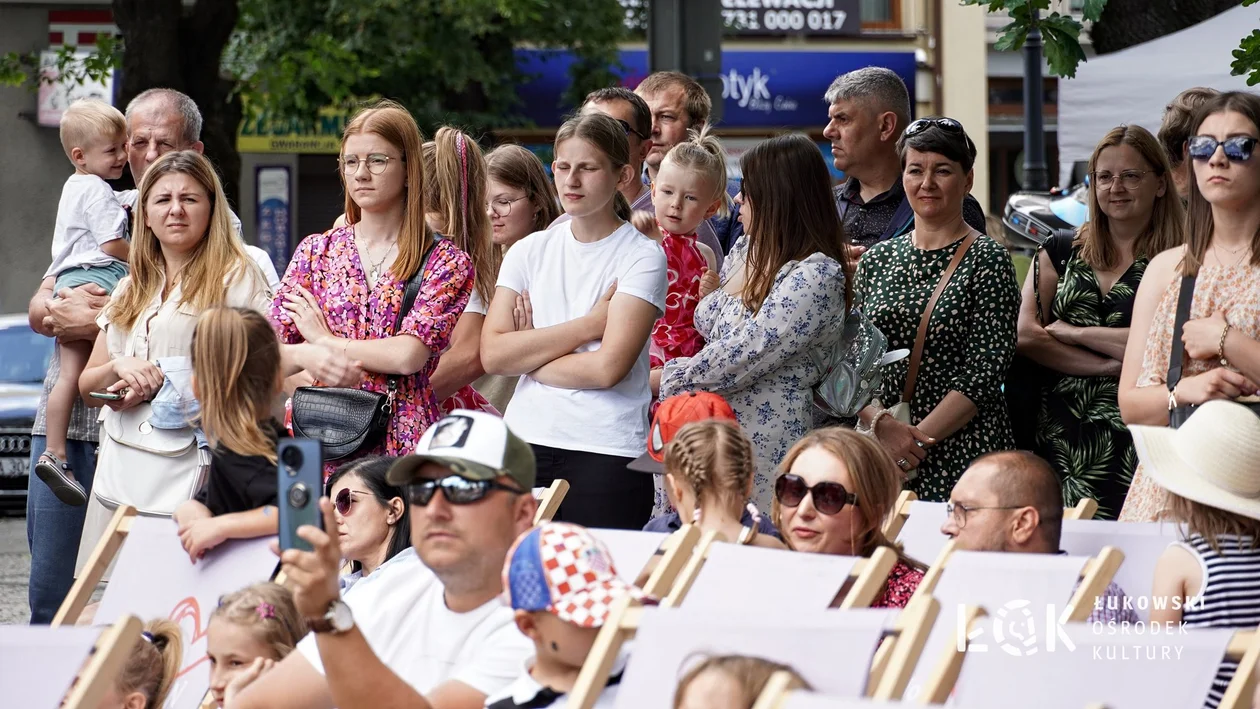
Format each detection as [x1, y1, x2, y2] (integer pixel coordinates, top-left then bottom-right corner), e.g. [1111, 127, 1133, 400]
[485, 522, 643, 709]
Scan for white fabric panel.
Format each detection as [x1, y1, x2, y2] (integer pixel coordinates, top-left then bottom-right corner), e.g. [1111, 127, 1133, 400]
[615, 607, 897, 709]
[895, 500, 949, 567]
[1058, 3, 1257, 165]
[680, 544, 860, 611]
[784, 695, 990, 709]
[953, 625, 1232, 709]
[1060, 519, 1184, 621]
[589, 528, 669, 580]
[1, 625, 101, 708]
[902, 551, 1089, 701]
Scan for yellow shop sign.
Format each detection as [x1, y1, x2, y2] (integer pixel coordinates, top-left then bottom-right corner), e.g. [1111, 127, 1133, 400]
[238, 110, 349, 154]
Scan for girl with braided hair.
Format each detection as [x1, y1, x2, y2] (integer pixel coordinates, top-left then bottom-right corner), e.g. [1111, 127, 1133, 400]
[662, 419, 786, 550]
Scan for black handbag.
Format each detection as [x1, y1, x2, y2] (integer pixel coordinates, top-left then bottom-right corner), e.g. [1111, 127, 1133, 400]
[291, 236, 442, 460]
[1006, 234, 1073, 449]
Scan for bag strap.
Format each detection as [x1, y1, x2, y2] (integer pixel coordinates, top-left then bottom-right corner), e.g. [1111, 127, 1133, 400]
[1167, 273, 1197, 391]
[386, 234, 445, 392]
[902, 231, 978, 404]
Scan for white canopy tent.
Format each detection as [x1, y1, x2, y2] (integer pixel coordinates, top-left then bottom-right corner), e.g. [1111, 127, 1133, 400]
[1057, 3, 1259, 186]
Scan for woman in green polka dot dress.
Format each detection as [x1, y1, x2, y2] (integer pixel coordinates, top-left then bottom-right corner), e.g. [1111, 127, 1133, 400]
[853, 117, 1020, 501]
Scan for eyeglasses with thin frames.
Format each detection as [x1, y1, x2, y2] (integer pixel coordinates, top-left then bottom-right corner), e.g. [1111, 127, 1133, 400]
[487, 196, 527, 217]
[1092, 170, 1154, 191]
[944, 502, 1025, 530]
[339, 153, 402, 175]
[334, 488, 367, 516]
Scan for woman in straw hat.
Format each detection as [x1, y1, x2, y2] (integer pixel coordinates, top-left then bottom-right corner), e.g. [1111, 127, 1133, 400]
[1135, 400, 1260, 709]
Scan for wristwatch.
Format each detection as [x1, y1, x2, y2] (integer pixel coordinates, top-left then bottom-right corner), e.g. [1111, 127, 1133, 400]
[308, 600, 355, 634]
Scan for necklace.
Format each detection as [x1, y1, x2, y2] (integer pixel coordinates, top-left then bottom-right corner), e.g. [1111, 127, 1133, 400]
[358, 236, 397, 283]
[1214, 242, 1249, 268]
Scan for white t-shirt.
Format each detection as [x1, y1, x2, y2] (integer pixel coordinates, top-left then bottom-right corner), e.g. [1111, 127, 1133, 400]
[46, 174, 128, 277]
[466, 287, 488, 316]
[496, 220, 667, 458]
[115, 189, 280, 289]
[298, 549, 530, 697]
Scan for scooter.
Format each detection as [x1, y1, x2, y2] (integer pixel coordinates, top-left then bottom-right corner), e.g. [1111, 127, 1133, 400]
[1002, 181, 1089, 251]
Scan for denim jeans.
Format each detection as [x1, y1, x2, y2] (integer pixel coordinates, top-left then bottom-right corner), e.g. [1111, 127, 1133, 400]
[26, 435, 97, 624]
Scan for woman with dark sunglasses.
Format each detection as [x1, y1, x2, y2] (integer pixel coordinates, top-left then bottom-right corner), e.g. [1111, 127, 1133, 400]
[852, 117, 1020, 502]
[772, 428, 924, 609]
[324, 456, 412, 592]
[1118, 91, 1260, 522]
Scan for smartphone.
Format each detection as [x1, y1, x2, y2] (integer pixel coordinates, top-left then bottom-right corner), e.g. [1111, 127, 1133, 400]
[278, 438, 324, 552]
[89, 391, 124, 401]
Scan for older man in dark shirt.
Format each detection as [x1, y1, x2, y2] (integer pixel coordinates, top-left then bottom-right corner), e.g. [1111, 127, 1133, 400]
[824, 67, 988, 250]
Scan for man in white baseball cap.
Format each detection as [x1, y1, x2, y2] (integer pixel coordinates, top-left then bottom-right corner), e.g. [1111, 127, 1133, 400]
[235, 410, 536, 709]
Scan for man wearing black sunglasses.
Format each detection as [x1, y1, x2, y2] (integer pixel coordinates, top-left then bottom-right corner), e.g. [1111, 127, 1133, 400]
[939, 451, 1137, 625]
[235, 410, 538, 709]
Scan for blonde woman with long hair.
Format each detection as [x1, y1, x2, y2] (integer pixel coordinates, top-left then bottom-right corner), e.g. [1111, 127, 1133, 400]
[1017, 125, 1184, 519]
[773, 427, 924, 609]
[1119, 91, 1260, 521]
[78, 150, 272, 573]
[421, 127, 501, 414]
[171, 307, 286, 563]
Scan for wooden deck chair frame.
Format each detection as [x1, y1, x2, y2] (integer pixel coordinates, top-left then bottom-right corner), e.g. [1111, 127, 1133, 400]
[61, 614, 143, 709]
[1220, 627, 1260, 709]
[883, 496, 1100, 546]
[745, 597, 945, 708]
[661, 539, 899, 610]
[53, 505, 138, 627]
[533, 479, 570, 524]
[905, 539, 1124, 624]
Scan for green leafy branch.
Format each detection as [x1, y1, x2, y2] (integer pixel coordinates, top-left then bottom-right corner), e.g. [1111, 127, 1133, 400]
[0, 34, 121, 90]
[1231, 0, 1260, 86]
[963, 0, 1106, 78]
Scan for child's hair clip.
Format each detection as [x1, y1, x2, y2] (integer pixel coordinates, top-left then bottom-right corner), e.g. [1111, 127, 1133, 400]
[140, 631, 155, 644]
[256, 602, 276, 621]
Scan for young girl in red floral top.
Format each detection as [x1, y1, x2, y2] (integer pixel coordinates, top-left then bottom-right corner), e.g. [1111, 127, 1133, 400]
[630, 126, 725, 408]
[773, 427, 926, 609]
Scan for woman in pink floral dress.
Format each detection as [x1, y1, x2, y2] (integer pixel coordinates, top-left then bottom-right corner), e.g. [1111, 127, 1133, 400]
[1117, 92, 1260, 521]
[271, 100, 473, 477]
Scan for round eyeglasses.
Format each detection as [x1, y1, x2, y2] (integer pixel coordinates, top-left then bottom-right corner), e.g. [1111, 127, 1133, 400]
[340, 153, 401, 175]
[487, 196, 527, 217]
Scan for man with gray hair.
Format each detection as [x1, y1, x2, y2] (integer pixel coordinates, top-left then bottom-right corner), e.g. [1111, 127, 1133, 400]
[824, 67, 987, 249]
[24, 87, 279, 622]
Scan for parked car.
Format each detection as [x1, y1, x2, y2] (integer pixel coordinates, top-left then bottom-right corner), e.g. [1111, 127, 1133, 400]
[0, 315, 54, 515]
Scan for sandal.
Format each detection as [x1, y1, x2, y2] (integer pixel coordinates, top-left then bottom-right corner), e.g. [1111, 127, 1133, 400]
[34, 452, 87, 506]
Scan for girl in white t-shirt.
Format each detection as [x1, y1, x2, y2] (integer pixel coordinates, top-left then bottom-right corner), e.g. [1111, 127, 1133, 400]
[423, 127, 501, 414]
[482, 112, 668, 529]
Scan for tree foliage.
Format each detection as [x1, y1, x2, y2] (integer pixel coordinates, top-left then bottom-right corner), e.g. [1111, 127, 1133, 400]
[0, 35, 122, 91]
[228, 0, 630, 132]
[1232, 0, 1260, 85]
[963, 0, 1105, 78]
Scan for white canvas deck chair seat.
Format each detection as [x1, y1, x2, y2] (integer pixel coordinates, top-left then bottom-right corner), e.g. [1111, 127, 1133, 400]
[567, 594, 941, 709]
[2, 615, 142, 709]
[884, 493, 1099, 569]
[532, 479, 570, 523]
[53, 505, 282, 709]
[900, 540, 1123, 702]
[588, 526, 701, 598]
[949, 625, 1260, 709]
[753, 677, 1105, 709]
[663, 531, 900, 610]
[1058, 519, 1183, 621]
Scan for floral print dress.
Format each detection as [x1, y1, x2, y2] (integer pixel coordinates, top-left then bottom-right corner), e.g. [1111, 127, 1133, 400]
[1119, 262, 1260, 521]
[660, 234, 848, 513]
[271, 226, 473, 477]
[1034, 250, 1146, 520]
[854, 232, 1020, 502]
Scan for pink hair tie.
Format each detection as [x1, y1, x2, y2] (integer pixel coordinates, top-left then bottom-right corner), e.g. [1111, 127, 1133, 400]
[456, 132, 469, 233]
[256, 602, 276, 621]
[746, 503, 762, 527]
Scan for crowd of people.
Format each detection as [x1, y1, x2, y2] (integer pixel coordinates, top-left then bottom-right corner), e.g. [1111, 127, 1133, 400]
[20, 66, 1260, 709]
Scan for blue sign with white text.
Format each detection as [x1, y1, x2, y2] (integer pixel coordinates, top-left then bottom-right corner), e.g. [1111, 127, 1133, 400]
[515, 49, 916, 129]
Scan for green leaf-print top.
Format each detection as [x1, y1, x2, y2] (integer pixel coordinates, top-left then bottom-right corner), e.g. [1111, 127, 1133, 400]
[1034, 248, 1146, 520]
